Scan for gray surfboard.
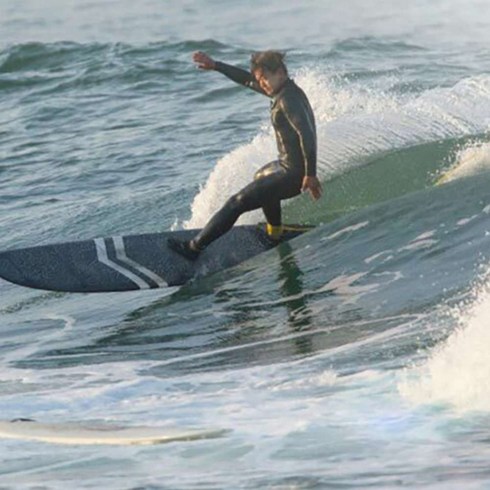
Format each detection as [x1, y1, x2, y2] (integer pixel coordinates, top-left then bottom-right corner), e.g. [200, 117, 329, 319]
[0, 224, 312, 293]
[0, 419, 228, 445]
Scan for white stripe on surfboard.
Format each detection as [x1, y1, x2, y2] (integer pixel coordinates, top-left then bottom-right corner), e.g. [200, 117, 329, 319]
[112, 236, 167, 287]
[94, 238, 150, 289]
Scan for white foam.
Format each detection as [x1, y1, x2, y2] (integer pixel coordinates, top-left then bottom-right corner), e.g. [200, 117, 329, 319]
[184, 131, 276, 229]
[438, 141, 490, 184]
[457, 214, 479, 227]
[398, 239, 438, 253]
[399, 273, 490, 413]
[315, 271, 379, 303]
[323, 221, 370, 241]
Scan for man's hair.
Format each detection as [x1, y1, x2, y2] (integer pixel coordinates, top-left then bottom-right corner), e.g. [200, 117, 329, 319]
[250, 51, 288, 75]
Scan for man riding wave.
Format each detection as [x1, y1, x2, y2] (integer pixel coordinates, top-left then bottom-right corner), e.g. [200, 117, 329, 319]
[168, 50, 322, 260]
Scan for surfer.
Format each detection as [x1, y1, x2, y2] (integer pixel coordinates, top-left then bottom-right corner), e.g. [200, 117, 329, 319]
[168, 50, 322, 260]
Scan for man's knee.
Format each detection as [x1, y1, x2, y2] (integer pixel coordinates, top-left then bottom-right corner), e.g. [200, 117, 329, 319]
[254, 168, 264, 180]
[254, 166, 276, 181]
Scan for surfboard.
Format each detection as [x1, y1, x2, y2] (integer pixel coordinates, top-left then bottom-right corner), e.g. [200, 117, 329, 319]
[0, 419, 228, 446]
[0, 223, 312, 292]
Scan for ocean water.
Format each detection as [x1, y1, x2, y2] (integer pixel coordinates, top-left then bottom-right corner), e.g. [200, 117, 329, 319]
[1, 0, 490, 488]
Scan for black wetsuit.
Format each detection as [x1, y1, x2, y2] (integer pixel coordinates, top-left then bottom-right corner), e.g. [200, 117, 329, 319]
[193, 61, 317, 250]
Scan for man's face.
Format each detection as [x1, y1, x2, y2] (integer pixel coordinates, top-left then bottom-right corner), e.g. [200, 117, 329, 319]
[253, 68, 286, 96]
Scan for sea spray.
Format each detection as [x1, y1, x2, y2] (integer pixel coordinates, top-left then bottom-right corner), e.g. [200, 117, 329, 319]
[437, 140, 490, 184]
[399, 269, 490, 413]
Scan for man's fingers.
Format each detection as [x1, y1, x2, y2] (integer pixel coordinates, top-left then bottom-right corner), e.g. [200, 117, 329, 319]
[301, 177, 322, 200]
[193, 53, 214, 70]
[310, 184, 322, 201]
[193, 52, 208, 66]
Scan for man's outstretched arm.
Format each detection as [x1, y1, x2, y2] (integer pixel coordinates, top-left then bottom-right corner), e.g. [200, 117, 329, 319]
[192, 51, 266, 95]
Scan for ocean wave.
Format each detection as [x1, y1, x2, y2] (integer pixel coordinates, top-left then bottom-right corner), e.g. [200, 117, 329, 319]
[183, 68, 490, 229]
[399, 268, 490, 413]
[0, 39, 231, 74]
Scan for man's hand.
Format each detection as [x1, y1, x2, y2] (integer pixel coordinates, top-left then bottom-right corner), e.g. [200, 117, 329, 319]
[193, 51, 216, 70]
[301, 176, 322, 201]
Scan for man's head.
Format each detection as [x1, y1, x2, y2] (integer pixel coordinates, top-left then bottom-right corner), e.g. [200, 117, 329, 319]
[250, 51, 288, 96]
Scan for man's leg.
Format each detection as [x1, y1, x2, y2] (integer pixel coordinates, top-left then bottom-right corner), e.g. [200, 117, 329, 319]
[261, 200, 283, 240]
[168, 180, 267, 260]
[192, 191, 256, 250]
[255, 161, 284, 240]
[168, 162, 302, 260]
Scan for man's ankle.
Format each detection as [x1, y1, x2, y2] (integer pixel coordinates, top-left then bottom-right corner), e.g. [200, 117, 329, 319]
[266, 223, 283, 240]
[189, 240, 202, 252]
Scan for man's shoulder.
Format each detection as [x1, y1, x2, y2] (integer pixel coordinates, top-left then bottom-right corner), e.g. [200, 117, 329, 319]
[279, 79, 310, 108]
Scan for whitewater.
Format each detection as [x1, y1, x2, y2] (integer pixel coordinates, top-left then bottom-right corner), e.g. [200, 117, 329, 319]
[1, 1, 490, 488]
